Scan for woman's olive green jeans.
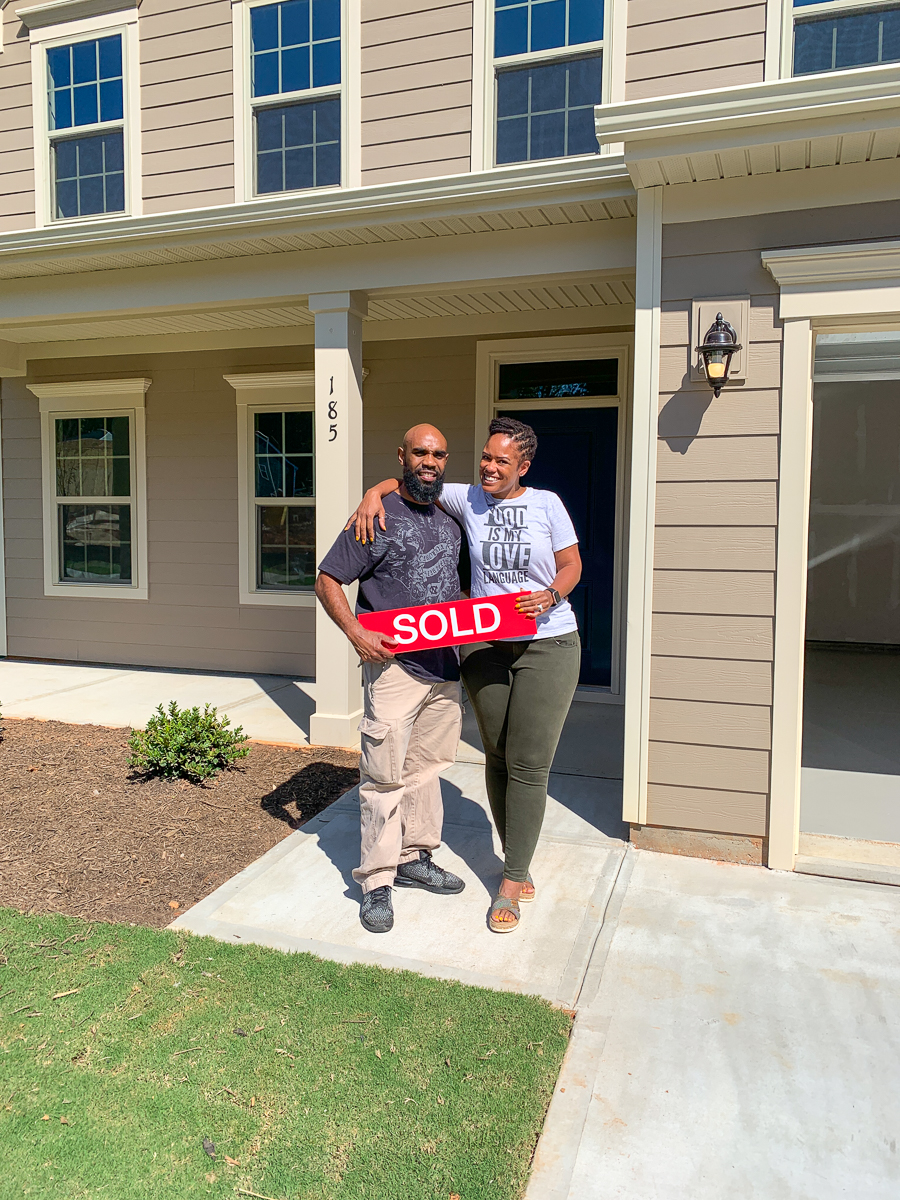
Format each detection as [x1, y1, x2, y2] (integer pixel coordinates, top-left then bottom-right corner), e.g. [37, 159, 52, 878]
[460, 633, 581, 883]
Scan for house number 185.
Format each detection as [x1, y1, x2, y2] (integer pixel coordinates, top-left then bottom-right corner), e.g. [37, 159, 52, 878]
[328, 376, 337, 441]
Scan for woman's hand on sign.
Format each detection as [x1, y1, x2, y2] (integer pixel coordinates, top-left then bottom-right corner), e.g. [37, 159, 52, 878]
[515, 590, 554, 620]
[350, 624, 399, 664]
[345, 488, 388, 545]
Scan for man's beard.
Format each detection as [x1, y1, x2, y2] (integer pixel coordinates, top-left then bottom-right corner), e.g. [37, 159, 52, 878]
[403, 465, 444, 504]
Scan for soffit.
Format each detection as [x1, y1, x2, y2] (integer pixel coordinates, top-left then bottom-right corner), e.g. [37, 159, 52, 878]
[594, 64, 900, 189]
[0, 160, 635, 282]
[5, 278, 636, 343]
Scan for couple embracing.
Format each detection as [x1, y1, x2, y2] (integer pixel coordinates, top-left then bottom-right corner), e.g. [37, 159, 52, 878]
[314, 418, 582, 935]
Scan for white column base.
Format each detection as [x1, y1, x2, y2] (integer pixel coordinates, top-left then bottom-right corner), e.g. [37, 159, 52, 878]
[309, 708, 363, 750]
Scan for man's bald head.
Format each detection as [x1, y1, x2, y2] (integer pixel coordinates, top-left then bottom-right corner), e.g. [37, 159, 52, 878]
[402, 423, 447, 453]
[397, 423, 449, 505]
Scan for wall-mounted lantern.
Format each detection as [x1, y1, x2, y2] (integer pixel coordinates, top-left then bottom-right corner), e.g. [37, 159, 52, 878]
[696, 312, 741, 397]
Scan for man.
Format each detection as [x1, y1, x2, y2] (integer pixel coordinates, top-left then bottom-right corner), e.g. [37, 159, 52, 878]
[315, 424, 466, 933]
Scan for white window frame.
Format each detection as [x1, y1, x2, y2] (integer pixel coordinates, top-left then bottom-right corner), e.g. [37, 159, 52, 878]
[30, 378, 150, 600]
[227, 372, 318, 608]
[475, 0, 622, 172]
[777, 0, 900, 78]
[27, 3, 141, 228]
[232, 0, 360, 203]
[474, 333, 632, 701]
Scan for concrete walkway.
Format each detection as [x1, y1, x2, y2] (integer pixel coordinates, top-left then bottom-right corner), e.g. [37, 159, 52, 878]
[174, 761, 627, 1005]
[528, 853, 900, 1200]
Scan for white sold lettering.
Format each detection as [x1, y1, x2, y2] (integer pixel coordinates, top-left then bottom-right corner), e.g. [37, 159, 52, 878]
[418, 610, 449, 641]
[392, 613, 418, 644]
[449, 607, 474, 638]
[389, 601, 502, 646]
[473, 603, 501, 634]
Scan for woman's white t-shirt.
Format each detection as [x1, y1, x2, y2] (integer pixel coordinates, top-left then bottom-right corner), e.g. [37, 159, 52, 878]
[439, 483, 579, 641]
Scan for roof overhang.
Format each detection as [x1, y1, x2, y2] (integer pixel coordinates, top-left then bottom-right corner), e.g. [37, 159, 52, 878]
[0, 157, 635, 282]
[594, 64, 900, 190]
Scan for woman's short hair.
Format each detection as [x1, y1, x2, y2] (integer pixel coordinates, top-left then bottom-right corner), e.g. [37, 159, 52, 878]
[488, 416, 537, 463]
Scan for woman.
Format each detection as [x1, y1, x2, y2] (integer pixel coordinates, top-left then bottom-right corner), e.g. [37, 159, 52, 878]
[352, 417, 582, 933]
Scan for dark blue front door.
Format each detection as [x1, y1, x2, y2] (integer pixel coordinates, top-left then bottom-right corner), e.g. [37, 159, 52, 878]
[498, 405, 619, 686]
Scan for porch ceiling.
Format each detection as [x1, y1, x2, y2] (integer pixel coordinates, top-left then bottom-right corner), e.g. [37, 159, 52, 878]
[3, 279, 636, 345]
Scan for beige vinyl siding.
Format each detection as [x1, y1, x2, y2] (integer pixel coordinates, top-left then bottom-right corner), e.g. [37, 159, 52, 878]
[0, 3, 36, 231]
[362, 336, 477, 486]
[139, 0, 235, 214]
[361, 0, 472, 186]
[648, 196, 900, 839]
[2, 349, 314, 675]
[626, 0, 766, 101]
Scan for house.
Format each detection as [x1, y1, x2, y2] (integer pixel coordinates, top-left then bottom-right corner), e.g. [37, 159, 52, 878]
[0, 0, 898, 880]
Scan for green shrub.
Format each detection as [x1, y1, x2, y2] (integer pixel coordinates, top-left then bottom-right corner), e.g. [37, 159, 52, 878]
[128, 701, 249, 782]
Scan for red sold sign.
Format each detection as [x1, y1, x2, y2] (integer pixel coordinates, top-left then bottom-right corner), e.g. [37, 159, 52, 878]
[358, 592, 534, 651]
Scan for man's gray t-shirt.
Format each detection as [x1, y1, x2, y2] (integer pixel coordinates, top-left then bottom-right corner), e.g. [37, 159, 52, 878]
[318, 492, 463, 683]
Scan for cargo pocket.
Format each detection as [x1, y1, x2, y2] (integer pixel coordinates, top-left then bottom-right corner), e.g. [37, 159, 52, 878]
[358, 717, 399, 785]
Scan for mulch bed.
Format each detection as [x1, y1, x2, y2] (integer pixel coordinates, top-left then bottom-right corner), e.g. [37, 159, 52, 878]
[0, 717, 359, 928]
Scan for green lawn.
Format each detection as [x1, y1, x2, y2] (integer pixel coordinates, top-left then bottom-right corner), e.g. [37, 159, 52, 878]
[0, 909, 570, 1200]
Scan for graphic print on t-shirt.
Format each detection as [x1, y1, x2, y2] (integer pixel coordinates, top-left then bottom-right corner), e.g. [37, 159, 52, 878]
[383, 504, 461, 606]
[482, 503, 533, 585]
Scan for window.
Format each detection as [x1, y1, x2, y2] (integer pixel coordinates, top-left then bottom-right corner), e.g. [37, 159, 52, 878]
[25, 4, 141, 227]
[493, 0, 604, 165]
[793, 1, 900, 74]
[254, 410, 316, 589]
[249, 0, 342, 195]
[227, 373, 317, 607]
[47, 34, 124, 218]
[31, 379, 150, 600]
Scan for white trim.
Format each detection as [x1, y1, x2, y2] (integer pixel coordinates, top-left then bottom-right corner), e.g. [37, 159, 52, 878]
[18, 0, 138, 29]
[226, 371, 317, 608]
[594, 61, 900, 145]
[768, 319, 815, 871]
[345, 0, 361, 189]
[233, 0, 349, 203]
[621, 186, 662, 827]
[470, 0, 489, 172]
[763, 239, 900, 286]
[474, 332, 631, 700]
[0, 386, 7, 657]
[764, 240, 900, 321]
[606, 0, 627, 105]
[30, 376, 150, 402]
[29, 8, 141, 229]
[762, 237, 900, 871]
[31, 378, 150, 600]
[765, 0, 790, 80]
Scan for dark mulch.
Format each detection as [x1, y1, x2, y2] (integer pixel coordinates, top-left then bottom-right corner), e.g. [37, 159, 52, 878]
[0, 717, 359, 928]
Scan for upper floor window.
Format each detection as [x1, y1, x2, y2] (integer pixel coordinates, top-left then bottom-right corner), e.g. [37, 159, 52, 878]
[46, 35, 125, 219]
[250, 0, 342, 195]
[793, 1, 900, 74]
[493, 0, 604, 166]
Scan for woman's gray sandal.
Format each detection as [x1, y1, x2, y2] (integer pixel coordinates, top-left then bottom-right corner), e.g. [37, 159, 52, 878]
[489, 894, 520, 933]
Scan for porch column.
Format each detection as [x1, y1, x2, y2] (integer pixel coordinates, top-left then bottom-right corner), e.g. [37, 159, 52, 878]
[308, 290, 368, 747]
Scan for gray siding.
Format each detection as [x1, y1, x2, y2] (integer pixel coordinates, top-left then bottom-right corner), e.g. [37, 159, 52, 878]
[626, 0, 766, 101]
[2, 349, 313, 675]
[0, 3, 36, 232]
[361, 0, 472, 185]
[140, 0, 235, 213]
[649, 197, 900, 839]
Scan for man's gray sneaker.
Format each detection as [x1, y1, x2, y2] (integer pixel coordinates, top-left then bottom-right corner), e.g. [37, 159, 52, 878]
[360, 885, 394, 933]
[394, 851, 465, 895]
